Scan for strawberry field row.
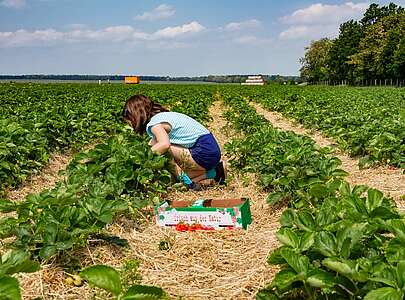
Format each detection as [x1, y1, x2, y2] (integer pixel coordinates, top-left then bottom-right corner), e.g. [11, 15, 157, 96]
[0, 83, 215, 299]
[220, 88, 405, 300]
[0, 83, 215, 194]
[235, 85, 404, 169]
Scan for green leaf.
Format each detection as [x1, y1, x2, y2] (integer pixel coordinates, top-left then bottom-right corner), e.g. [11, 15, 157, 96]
[363, 287, 403, 300]
[122, 285, 166, 300]
[306, 269, 336, 288]
[267, 247, 287, 265]
[309, 184, 329, 199]
[0, 250, 40, 276]
[352, 185, 368, 196]
[322, 258, 367, 282]
[323, 258, 354, 276]
[331, 169, 349, 177]
[0, 199, 16, 213]
[296, 211, 315, 232]
[316, 198, 337, 227]
[0, 275, 21, 300]
[366, 189, 384, 214]
[386, 238, 405, 263]
[336, 222, 367, 254]
[339, 181, 352, 197]
[299, 232, 315, 252]
[270, 268, 299, 291]
[80, 265, 122, 296]
[396, 261, 405, 289]
[276, 228, 300, 249]
[267, 192, 285, 206]
[280, 247, 309, 275]
[314, 231, 337, 257]
[370, 207, 399, 220]
[280, 209, 296, 227]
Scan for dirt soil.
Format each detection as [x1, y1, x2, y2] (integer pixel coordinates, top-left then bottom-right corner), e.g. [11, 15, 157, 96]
[253, 102, 405, 210]
[6, 153, 72, 202]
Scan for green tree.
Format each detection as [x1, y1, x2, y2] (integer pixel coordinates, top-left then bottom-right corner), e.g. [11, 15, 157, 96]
[327, 20, 364, 83]
[300, 38, 333, 83]
[361, 2, 404, 26]
[350, 12, 405, 80]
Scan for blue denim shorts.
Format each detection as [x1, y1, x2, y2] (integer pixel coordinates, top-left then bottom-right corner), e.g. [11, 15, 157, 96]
[189, 133, 221, 170]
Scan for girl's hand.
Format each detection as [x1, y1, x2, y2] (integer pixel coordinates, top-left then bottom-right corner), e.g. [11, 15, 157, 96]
[149, 138, 157, 146]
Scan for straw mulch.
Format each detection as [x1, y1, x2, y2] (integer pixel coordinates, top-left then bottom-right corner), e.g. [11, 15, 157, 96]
[118, 100, 282, 299]
[253, 102, 405, 208]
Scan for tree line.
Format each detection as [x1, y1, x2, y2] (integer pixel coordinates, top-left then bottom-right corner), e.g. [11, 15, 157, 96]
[300, 3, 405, 85]
[0, 74, 300, 84]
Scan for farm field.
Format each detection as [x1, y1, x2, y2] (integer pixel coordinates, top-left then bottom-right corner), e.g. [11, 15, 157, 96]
[235, 85, 405, 169]
[0, 83, 404, 299]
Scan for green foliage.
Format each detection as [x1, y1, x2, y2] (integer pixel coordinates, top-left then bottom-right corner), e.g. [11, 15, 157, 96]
[234, 85, 404, 168]
[222, 90, 348, 206]
[0, 83, 215, 194]
[0, 83, 215, 259]
[0, 131, 173, 260]
[219, 90, 404, 299]
[300, 38, 334, 82]
[80, 264, 168, 299]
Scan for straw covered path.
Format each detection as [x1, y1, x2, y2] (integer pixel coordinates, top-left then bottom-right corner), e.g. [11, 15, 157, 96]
[16, 100, 282, 299]
[252, 102, 405, 209]
[119, 100, 282, 299]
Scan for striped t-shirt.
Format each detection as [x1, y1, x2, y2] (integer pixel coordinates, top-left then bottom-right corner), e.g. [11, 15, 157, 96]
[146, 112, 210, 148]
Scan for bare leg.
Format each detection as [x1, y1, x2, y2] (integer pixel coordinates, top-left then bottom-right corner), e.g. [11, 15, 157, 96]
[169, 145, 207, 183]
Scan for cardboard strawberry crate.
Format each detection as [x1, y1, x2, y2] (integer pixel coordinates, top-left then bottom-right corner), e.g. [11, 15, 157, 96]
[154, 197, 252, 230]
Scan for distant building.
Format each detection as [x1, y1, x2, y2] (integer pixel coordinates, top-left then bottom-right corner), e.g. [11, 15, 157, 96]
[124, 76, 140, 84]
[241, 75, 265, 85]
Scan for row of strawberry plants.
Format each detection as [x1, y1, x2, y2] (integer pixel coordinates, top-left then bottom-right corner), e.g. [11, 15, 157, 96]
[236, 85, 404, 169]
[220, 90, 405, 300]
[0, 84, 215, 298]
[0, 83, 215, 194]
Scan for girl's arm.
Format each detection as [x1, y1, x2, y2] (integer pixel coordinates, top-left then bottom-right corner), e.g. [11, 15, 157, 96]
[150, 124, 171, 154]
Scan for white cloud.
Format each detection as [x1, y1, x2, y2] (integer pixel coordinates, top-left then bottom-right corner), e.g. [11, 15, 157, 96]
[152, 21, 205, 39]
[0, 29, 63, 47]
[280, 2, 369, 25]
[279, 25, 337, 40]
[224, 19, 261, 31]
[0, 22, 205, 48]
[1, 0, 26, 9]
[134, 4, 175, 21]
[278, 2, 369, 40]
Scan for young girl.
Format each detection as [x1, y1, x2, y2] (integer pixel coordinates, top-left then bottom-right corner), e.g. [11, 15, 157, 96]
[122, 94, 226, 190]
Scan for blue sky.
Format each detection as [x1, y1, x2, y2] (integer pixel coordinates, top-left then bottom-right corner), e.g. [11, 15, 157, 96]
[0, 0, 404, 76]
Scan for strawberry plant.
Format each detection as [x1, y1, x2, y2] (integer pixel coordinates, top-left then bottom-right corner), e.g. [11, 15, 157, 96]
[231, 85, 404, 169]
[222, 91, 347, 206]
[0, 131, 172, 260]
[218, 89, 405, 299]
[0, 83, 215, 194]
[80, 264, 168, 299]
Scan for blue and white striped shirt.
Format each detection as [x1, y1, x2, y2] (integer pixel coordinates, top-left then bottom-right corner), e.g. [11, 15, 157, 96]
[146, 112, 210, 148]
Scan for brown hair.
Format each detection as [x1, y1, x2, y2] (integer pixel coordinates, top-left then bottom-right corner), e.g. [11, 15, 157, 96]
[122, 94, 169, 133]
